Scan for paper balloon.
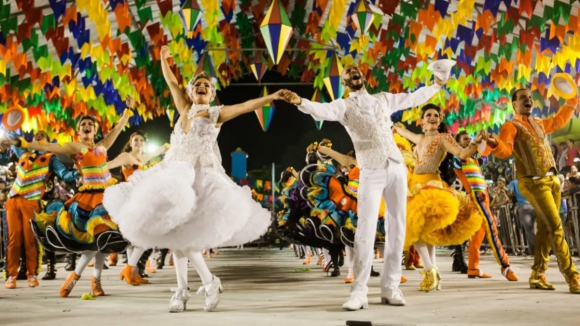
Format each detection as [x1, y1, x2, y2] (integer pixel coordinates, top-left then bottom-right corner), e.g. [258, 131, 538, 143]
[179, 0, 202, 33]
[259, 0, 293, 65]
[311, 89, 326, 130]
[255, 86, 275, 131]
[351, 0, 374, 35]
[250, 53, 268, 84]
[323, 53, 344, 101]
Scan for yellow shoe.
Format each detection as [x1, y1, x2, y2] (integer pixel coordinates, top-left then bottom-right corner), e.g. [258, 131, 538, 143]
[569, 278, 580, 294]
[418, 270, 428, 291]
[529, 271, 555, 290]
[422, 269, 440, 293]
[415, 263, 423, 269]
[405, 265, 416, 271]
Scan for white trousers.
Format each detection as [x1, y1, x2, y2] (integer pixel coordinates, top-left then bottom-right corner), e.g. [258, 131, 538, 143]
[351, 161, 407, 297]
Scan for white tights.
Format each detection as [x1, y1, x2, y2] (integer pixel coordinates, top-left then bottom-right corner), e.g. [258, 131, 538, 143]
[127, 246, 146, 266]
[173, 248, 213, 290]
[414, 241, 436, 271]
[75, 251, 106, 278]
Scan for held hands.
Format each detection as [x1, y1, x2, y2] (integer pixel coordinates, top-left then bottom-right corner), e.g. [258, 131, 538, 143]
[271, 89, 289, 101]
[478, 129, 497, 146]
[279, 90, 302, 105]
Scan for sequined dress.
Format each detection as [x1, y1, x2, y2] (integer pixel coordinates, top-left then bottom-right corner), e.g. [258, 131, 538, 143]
[103, 104, 271, 250]
[404, 133, 483, 248]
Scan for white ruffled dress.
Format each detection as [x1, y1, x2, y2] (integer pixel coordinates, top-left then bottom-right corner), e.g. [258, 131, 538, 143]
[103, 104, 271, 250]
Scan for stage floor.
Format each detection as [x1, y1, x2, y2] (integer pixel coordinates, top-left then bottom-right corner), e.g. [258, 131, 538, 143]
[1, 248, 577, 326]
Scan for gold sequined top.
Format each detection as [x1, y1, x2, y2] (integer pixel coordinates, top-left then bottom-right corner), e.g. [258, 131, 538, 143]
[414, 133, 456, 175]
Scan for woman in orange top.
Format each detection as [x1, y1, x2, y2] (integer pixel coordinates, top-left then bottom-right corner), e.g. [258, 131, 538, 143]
[3, 96, 133, 298]
[105, 130, 168, 285]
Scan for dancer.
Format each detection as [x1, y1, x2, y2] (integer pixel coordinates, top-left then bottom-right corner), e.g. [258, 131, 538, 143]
[282, 63, 448, 309]
[3, 99, 134, 297]
[453, 131, 518, 281]
[393, 104, 484, 292]
[480, 89, 580, 293]
[106, 130, 169, 285]
[0, 131, 79, 289]
[103, 45, 274, 312]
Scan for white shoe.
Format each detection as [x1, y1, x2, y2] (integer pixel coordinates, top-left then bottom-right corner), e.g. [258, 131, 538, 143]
[342, 295, 368, 311]
[168, 288, 190, 313]
[381, 288, 406, 306]
[196, 275, 224, 312]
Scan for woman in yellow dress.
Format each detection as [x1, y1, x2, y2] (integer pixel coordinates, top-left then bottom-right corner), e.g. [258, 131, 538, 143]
[393, 104, 484, 292]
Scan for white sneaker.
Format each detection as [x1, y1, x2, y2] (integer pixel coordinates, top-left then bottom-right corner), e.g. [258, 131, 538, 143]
[168, 288, 190, 313]
[342, 295, 368, 311]
[196, 275, 223, 312]
[381, 288, 406, 306]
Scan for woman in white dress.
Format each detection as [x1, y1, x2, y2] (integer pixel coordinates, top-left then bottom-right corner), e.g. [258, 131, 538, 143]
[103, 46, 278, 312]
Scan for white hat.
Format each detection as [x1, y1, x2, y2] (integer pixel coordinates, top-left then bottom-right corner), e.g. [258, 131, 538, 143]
[428, 59, 456, 82]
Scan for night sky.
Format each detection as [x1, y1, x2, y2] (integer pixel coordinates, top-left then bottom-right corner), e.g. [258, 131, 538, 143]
[108, 73, 358, 175]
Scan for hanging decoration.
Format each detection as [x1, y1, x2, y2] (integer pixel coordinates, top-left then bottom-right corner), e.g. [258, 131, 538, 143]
[259, 0, 293, 65]
[255, 86, 275, 132]
[323, 52, 345, 101]
[350, 0, 374, 35]
[179, 0, 202, 36]
[311, 89, 326, 130]
[2, 0, 580, 139]
[250, 53, 268, 84]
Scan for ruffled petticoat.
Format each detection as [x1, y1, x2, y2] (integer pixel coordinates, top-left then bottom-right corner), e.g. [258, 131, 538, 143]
[103, 160, 271, 251]
[404, 173, 482, 249]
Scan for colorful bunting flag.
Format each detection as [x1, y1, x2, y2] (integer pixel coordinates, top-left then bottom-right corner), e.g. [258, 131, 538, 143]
[311, 89, 326, 130]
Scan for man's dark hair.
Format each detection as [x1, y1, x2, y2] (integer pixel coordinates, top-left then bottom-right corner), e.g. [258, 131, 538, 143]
[455, 130, 469, 142]
[569, 139, 575, 145]
[560, 142, 567, 146]
[511, 88, 527, 102]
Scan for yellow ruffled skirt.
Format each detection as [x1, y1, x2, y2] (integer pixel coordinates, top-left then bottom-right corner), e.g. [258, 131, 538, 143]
[404, 173, 483, 249]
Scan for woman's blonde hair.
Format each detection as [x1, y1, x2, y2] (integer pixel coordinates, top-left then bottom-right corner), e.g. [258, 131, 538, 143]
[186, 71, 216, 102]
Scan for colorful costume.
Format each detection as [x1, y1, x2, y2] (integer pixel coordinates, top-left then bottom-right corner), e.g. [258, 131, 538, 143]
[1, 138, 78, 285]
[453, 156, 516, 280]
[483, 100, 579, 291]
[33, 146, 127, 253]
[405, 133, 482, 249]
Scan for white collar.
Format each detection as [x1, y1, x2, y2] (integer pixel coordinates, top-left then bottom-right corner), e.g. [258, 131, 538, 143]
[348, 89, 369, 98]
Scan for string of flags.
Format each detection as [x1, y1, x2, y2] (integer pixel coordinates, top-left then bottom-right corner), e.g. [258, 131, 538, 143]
[1, 0, 580, 140]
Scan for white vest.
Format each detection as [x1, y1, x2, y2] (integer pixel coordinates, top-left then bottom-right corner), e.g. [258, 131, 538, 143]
[342, 95, 403, 170]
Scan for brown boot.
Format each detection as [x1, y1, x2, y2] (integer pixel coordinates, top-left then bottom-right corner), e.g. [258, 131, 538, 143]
[109, 253, 118, 267]
[60, 272, 80, 297]
[119, 265, 140, 286]
[91, 276, 105, 296]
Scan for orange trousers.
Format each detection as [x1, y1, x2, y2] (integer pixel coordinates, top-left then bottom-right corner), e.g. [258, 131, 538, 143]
[405, 245, 421, 267]
[468, 191, 510, 270]
[5, 197, 41, 277]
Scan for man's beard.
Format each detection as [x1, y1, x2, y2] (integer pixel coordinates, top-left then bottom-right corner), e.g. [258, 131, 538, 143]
[345, 79, 364, 91]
